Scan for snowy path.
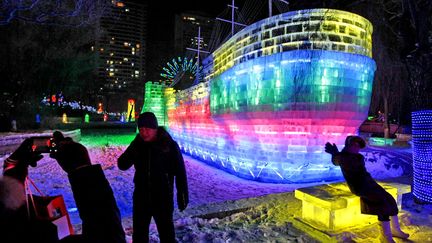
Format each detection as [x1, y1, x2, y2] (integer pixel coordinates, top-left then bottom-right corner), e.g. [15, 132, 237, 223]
[3, 140, 431, 242]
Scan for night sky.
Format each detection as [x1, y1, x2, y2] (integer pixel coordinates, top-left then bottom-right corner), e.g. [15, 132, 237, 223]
[144, 0, 231, 41]
[143, 0, 321, 41]
[148, 0, 228, 16]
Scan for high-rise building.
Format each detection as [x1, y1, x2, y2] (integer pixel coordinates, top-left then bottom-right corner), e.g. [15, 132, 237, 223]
[174, 11, 214, 63]
[95, 0, 147, 112]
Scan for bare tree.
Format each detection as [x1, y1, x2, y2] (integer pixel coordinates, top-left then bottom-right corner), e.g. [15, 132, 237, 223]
[371, 43, 406, 137]
[401, 0, 432, 110]
[0, 0, 109, 26]
[0, 0, 110, 127]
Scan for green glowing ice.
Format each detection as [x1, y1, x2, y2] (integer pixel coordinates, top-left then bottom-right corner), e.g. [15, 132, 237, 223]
[80, 133, 136, 147]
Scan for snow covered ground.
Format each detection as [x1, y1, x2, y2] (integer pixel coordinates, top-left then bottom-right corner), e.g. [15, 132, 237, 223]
[1, 132, 431, 242]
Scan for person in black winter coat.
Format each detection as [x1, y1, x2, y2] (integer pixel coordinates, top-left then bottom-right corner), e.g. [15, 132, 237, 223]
[1, 132, 126, 243]
[118, 112, 189, 243]
[1, 138, 58, 243]
[325, 136, 409, 243]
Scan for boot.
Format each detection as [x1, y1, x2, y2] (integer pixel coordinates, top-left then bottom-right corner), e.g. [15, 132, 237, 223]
[390, 215, 410, 239]
[379, 221, 395, 243]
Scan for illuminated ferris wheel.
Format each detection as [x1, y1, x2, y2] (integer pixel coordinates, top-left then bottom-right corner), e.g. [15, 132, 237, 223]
[160, 56, 202, 88]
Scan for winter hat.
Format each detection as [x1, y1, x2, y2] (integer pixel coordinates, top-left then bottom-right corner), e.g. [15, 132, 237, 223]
[345, 136, 366, 148]
[137, 112, 158, 129]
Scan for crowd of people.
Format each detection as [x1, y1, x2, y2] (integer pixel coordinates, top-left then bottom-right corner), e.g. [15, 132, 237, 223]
[1, 112, 187, 243]
[1, 112, 409, 243]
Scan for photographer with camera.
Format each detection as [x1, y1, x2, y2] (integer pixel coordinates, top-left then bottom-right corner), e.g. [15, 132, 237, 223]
[1, 138, 57, 242]
[1, 132, 126, 243]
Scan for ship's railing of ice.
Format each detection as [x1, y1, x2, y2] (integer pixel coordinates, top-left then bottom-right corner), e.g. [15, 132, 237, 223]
[207, 9, 373, 79]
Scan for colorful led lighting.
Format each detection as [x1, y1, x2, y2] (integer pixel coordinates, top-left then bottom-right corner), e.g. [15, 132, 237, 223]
[210, 9, 373, 78]
[127, 99, 136, 122]
[411, 110, 432, 203]
[143, 9, 376, 183]
[141, 82, 169, 127]
[165, 52, 374, 183]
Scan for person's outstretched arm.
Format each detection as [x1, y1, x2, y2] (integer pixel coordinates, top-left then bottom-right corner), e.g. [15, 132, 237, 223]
[3, 138, 43, 182]
[117, 136, 138, 171]
[325, 142, 341, 166]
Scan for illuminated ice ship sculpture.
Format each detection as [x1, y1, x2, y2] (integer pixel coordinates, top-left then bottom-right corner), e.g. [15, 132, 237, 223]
[143, 9, 376, 183]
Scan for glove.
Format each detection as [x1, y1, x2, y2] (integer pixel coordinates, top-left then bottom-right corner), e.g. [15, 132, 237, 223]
[8, 138, 43, 167]
[177, 192, 188, 212]
[324, 142, 339, 155]
[50, 131, 91, 174]
[4, 138, 43, 182]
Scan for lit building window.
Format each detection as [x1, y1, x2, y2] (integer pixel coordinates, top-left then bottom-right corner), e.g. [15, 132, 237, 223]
[123, 58, 129, 61]
[91, 46, 94, 51]
[100, 48, 104, 52]
[110, 53, 114, 56]
[116, 2, 124, 7]
[109, 72, 115, 77]
[134, 70, 139, 74]
[125, 8, 129, 12]
[136, 44, 140, 48]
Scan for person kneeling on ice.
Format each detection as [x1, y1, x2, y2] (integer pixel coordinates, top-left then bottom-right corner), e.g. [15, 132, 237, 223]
[325, 136, 409, 243]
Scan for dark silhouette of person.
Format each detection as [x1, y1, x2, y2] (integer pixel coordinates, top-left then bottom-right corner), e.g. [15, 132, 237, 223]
[325, 136, 409, 243]
[118, 112, 188, 243]
[1, 132, 126, 243]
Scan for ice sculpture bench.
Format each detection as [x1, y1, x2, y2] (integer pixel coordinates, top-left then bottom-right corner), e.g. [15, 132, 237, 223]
[294, 182, 411, 231]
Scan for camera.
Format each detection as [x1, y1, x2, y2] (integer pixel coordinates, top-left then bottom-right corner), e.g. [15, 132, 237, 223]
[31, 136, 56, 153]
